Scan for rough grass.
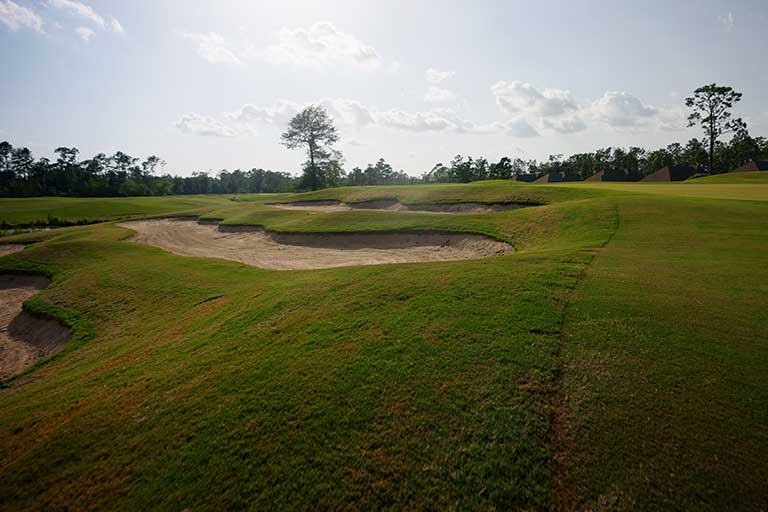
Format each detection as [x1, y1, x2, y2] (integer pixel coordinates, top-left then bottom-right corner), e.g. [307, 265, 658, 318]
[0, 180, 766, 510]
[558, 196, 768, 510]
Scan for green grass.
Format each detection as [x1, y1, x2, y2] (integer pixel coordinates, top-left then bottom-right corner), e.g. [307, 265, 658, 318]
[0, 180, 766, 510]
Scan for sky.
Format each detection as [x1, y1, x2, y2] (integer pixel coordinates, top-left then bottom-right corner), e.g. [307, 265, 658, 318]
[1, 0, 768, 177]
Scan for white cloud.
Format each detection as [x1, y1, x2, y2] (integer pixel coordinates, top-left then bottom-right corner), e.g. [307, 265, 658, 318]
[425, 67, 455, 84]
[0, 0, 43, 33]
[229, 98, 377, 130]
[228, 101, 300, 126]
[492, 81, 578, 117]
[175, 114, 237, 137]
[589, 91, 657, 128]
[181, 23, 390, 72]
[264, 22, 381, 70]
[491, 80, 585, 135]
[374, 107, 479, 133]
[110, 16, 123, 34]
[183, 32, 243, 66]
[657, 106, 688, 132]
[75, 25, 93, 41]
[719, 11, 734, 32]
[430, 108, 479, 133]
[376, 109, 453, 132]
[48, 0, 104, 26]
[424, 86, 456, 103]
[496, 117, 540, 138]
[542, 115, 587, 134]
[320, 99, 376, 127]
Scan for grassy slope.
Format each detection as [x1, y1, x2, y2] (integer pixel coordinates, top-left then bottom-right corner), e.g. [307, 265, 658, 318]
[0, 185, 615, 510]
[558, 196, 768, 510]
[1, 181, 766, 510]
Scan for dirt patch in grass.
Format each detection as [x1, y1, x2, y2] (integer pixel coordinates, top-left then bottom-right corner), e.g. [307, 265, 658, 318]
[0, 275, 71, 380]
[267, 200, 534, 214]
[118, 218, 512, 270]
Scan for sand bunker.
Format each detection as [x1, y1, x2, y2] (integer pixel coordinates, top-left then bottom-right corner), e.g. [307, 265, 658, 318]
[0, 275, 71, 380]
[118, 219, 512, 270]
[0, 244, 25, 257]
[267, 200, 533, 214]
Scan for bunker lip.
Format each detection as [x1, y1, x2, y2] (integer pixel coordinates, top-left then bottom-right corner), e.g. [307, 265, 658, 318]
[117, 218, 512, 270]
[0, 274, 71, 380]
[265, 199, 537, 214]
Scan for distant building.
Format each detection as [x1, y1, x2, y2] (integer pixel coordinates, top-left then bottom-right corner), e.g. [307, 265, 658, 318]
[641, 165, 696, 182]
[513, 174, 537, 183]
[532, 172, 582, 184]
[730, 160, 768, 172]
[586, 170, 643, 182]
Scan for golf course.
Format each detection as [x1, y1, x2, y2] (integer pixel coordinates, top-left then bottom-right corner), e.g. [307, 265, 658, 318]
[1, 174, 766, 510]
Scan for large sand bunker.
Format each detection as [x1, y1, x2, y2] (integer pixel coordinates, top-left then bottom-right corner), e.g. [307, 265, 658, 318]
[118, 219, 512, 270]
[267, 200, 534, 214]
[0, 275, 71, 380]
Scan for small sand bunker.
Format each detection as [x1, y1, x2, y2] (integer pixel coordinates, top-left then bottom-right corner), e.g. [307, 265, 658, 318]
[267, 200, 533, 214]
[0, 275, 71, 380]
[0, 244, 25, 257]
[118, 219, 512, 270]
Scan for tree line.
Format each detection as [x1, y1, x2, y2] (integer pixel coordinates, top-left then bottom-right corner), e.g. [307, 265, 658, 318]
[422, 131, 766, 184]
[3, 131, 766, 198]
[0, 143, 297, 197]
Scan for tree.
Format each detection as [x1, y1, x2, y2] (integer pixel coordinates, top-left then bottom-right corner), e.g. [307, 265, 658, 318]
[685, 84, 746, 174]
[0, 141, 12, 175]
[142, 155, 165, 176]
[281, 105, 339, 190]
[11, 147, 34, 179]
[488, 157, 513, 179]
[681, 138, 708, 170]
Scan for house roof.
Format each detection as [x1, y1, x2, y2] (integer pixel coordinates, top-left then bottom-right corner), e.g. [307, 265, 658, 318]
[731, 160, 768, 172]
[587, 169, 643, 182]
[641, 165, 696, 182]
[533, 172, 582, 184]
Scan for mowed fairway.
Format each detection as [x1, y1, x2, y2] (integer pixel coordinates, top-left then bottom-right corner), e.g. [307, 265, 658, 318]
[0, 180, 766, 510]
